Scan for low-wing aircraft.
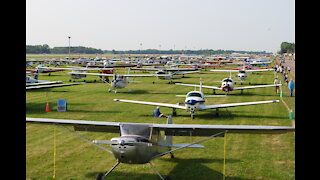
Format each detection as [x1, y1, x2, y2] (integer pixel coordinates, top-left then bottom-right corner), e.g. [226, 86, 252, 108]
[26, 71, 85, 90]
[26, 64, 66, 75]
[130, 67, 201, 81]
[67, 71, 170, 93]
[175, 77, 281, 95]
[210, 69, 274, 82]
[26, 116, 294, 180]
[113, 80, 279, 118]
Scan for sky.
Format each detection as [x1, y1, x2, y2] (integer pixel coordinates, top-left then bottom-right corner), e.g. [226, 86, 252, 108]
[26, 0, 295, 53]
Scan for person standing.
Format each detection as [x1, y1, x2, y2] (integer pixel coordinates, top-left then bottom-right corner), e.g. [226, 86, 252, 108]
[274, 77, 280, 94]
[288, 80, 295, 97]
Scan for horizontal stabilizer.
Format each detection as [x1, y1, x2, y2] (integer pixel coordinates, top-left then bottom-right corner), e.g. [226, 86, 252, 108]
[92, 140, 113, 144]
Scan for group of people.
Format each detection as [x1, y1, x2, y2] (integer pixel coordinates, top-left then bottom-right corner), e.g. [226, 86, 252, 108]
[274, 62, 294, 97]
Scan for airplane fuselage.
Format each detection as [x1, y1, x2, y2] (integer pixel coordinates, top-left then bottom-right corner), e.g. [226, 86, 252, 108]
[110, 135, 169, 164]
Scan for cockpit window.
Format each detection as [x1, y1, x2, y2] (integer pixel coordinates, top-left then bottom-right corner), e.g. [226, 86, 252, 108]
[239, 70, 246, 73]
[187, 93, 202, 97]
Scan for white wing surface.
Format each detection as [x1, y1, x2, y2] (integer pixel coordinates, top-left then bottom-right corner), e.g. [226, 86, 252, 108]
[175, 83, 222, 90]
[202, 100, 279, 110]
[113, 99, 187, 110]
[26, 83, 85, 90]
[26, 117, 294, 135]
[67, 72, 169, 77]
[233, 84, 282, 90]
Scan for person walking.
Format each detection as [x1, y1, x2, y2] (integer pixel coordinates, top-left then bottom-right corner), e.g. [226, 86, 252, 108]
[274, 77, 280, 94]
[288, 80, 295, 97]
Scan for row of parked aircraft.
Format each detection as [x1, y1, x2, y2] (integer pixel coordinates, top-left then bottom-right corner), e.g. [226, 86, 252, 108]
[26, 58, 294, 180]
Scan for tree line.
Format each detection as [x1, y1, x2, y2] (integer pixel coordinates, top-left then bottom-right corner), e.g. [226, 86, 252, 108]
[280, 42, 295, 54]
[26, 44, 270, 55]
[26, 44, 104, 54]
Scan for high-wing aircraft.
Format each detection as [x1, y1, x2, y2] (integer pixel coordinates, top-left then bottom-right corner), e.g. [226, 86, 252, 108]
[26, 116, 294, 180]
[113, 80, 279, 118]
[175, 77, 281, 95]
[67, 71, 170, 93]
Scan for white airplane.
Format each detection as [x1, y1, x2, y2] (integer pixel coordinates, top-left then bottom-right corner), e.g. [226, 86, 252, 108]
[210, 62, 275, 83]
[130, 67, 201, 83]
[210, 69, 274, 83]
[113, 80, 279, 119]
[176, 77, 281, 95]
[26, 72, 84, 90]
[26, 116, 294, 180]
[67, 71, 170, 93]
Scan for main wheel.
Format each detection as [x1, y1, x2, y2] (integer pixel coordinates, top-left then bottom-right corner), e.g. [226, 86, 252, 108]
[191, 113, 195, 119]
[96, 173, 105, 180]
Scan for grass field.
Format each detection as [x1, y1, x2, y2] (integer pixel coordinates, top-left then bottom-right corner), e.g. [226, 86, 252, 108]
[26, 64, 295, 180]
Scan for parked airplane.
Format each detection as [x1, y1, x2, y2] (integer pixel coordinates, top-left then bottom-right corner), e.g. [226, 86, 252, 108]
[26, 72, 84, 90]
[26, 64, 66, 75]
[26, 116, 294, 180]
[113, 80, 279, 118]
[130, 67, 200, 83]
[67, 71, 170, 93]
[175, 77, 281, 95]
[210, 68, 274, 82]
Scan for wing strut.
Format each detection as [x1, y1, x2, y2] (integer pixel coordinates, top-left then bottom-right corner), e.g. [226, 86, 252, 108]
[151, 130, 227, 160]
[57, 124, 112, 154]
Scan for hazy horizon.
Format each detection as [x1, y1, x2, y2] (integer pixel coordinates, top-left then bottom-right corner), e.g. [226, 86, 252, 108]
[26, 0, 295, 53]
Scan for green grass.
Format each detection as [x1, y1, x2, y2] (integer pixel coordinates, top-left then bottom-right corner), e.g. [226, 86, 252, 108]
[26, 64, 295, 180]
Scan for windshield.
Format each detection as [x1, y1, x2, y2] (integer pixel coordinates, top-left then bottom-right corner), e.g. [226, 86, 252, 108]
[187, 92, 202, 97]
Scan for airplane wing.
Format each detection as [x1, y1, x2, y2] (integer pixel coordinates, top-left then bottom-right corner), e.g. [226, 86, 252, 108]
[202, 100, 279, 110]
[26, 117, 294, 135]
[173, 70, 200, 75]
[210, 69, 239, 72]
[26, 81, 63, 86]
[67, 72, 169, 77]
[175, 83, 222, 90]
[113, 99, 187, 110]
[233, 84, 282, 90]
[245, 69, 275, 72]
[26, 82, 85, 90]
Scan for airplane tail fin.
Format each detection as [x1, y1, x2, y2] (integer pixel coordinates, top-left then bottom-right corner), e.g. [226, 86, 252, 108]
[165, 115, 173, 145]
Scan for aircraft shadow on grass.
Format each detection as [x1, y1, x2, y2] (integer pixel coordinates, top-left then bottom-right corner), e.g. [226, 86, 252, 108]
[85, 158, 250, 180]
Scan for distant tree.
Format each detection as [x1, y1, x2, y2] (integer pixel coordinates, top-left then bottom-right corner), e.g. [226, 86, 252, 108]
[280, 42, 295, 54]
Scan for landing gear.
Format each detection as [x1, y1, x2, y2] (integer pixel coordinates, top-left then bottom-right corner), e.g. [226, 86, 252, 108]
[172, 108, 177, 116]
[215, 108, 220, 117]
[191, 113, 195, 119]
[170, 152, 175, 159]
[96, 161, 120, 180]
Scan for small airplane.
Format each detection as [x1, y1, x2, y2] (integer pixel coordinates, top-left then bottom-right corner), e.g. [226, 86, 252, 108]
[26, 64, 66, 75]
[26, 116, 294, 180]
[130, 67, 201, 83]
[67, 70, 170, 93]
[175, 77, 281, 95]
[210, 68, 274, 83]
[113, 79, 280, 119]
[26, 72, 84, 90]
